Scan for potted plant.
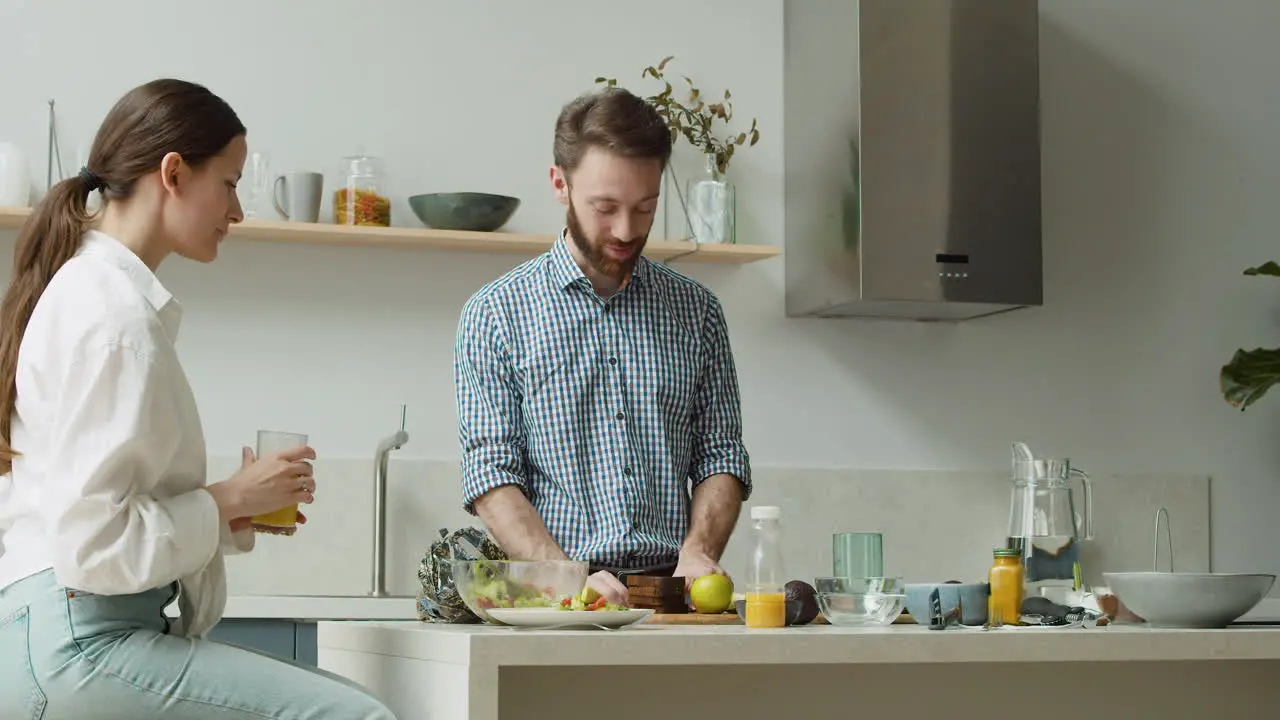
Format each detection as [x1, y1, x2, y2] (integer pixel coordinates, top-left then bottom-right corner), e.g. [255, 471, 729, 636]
[595, 56, 760, 244]
[1220, 261, 1280, 410]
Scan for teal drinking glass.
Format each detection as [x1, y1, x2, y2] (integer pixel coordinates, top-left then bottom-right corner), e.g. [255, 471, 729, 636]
[832, 532, 884, 578]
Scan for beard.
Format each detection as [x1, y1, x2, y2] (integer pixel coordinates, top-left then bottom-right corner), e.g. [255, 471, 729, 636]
[566, 198, 647, 282]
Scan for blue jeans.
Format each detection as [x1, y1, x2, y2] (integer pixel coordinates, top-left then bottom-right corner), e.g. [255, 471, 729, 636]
[0, 569, 397, 719]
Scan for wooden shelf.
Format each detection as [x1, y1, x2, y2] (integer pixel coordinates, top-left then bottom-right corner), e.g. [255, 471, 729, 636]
[0, 206, 779, 265]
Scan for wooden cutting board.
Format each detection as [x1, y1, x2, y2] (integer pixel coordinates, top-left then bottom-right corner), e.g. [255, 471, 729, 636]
[644, 612, 743, 625]
[643, 611, 917, 626]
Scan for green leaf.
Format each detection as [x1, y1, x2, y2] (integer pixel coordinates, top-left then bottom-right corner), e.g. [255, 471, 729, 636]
[724, 89, 731, 100]
[1243, 261, 1280, 277]
[1221, 347, 1280, 410]
[658, 55, 674, 71]
[750, 128, 760, 146]
[594, 76, 607, 83]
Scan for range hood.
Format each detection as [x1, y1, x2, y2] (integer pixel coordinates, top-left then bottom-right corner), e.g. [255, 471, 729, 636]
[783, 0, 1043, 322]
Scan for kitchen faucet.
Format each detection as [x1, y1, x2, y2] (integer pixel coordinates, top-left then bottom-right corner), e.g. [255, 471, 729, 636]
[370, 406, 409, 598]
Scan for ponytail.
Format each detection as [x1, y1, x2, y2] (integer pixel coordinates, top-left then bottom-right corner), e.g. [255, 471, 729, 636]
[0, 174, 96, 473]
[0, 77, 245, 475]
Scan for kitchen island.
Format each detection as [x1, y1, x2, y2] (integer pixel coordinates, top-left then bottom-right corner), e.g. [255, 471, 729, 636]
[317, 619, 1280, 719]
[167, 595, 419, 666]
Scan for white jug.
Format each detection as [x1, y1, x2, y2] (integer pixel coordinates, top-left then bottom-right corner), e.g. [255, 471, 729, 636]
[0, 142, 31, 207]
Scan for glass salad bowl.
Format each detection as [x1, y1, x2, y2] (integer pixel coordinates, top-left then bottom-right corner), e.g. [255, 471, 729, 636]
[452, 559, 590, 624]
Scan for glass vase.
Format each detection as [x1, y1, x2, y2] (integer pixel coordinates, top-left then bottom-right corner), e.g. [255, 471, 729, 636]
[685, 153, 736, 244]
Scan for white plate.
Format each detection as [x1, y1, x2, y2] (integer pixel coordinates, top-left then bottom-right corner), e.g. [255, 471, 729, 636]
[486, 607, 654, 629]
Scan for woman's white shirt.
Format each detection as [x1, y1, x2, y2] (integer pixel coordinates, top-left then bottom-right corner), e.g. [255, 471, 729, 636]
[0, 229, 252, 637]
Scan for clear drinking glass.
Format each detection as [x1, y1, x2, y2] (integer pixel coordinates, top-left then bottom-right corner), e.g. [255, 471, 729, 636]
[250, 429, 308, 536]
[832, 532, 884, 578]
[240, 151, 272, 219]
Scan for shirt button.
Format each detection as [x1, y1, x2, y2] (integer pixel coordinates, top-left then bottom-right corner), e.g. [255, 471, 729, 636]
[608, 356, 618, 366]
[615, 411, 624, 420]
[623, 466, 633, 477]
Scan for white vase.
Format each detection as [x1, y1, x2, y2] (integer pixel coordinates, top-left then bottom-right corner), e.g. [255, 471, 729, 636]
[0, 142, 31, 207]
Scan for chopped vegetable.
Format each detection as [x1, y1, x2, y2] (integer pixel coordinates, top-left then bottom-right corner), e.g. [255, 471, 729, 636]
[463, 560, 628, 613]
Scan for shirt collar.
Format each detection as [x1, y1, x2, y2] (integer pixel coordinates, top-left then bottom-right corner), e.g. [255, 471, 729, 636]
[78, 230, 183, 340]
[548, 228, 651, 292]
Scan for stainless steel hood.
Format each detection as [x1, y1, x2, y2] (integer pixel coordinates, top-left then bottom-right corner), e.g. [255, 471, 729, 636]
[783, 0, 1043, 322]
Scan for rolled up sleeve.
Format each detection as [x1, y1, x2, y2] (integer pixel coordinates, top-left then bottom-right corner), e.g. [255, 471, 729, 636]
[44, 343, 220, 595]
[454, 295, 529, 514]
[689, 297, 752, 499]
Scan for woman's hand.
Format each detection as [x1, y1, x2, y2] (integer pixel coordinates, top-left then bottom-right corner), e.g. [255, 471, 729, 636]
[228, 512, 308, 533]
[206, 445, 317, 524]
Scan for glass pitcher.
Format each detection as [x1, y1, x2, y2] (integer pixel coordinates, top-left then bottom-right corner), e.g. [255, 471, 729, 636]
[1006, 442, 1093, 597]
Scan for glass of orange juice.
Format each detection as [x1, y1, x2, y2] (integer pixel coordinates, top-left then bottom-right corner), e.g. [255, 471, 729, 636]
[250, 429, 309, 536]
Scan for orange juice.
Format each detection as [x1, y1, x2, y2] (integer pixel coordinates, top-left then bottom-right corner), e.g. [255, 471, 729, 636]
[251, 506, 298, 536]
[745, 592, 787, 628]
[250, 429, 308, 536]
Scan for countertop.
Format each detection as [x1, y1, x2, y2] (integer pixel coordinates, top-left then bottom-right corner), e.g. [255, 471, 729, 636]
[316, 617, 1280, 668]
[173, 594, 1280, 624]
[164, 594, 421, 621]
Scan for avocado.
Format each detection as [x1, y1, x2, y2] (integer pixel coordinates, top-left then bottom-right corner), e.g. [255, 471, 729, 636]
[785, 580, 819, 625]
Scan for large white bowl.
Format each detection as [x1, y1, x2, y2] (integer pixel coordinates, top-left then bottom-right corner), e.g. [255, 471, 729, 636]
[1102, 571, 1275, 628]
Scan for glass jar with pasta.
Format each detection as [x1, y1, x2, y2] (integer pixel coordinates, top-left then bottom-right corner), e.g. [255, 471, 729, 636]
[334, 154, 391, 227]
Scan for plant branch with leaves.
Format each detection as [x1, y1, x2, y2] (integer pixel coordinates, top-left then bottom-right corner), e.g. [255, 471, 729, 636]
[595, 56, 759, 175]
[1220, 261, 1280, 410]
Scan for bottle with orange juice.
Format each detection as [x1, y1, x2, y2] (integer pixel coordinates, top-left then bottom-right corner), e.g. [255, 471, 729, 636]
[744, 505, 786, 628]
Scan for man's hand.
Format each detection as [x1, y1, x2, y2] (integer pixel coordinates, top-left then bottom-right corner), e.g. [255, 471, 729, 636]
[674, 547, 729, 588]
[586, 570, 630, 607]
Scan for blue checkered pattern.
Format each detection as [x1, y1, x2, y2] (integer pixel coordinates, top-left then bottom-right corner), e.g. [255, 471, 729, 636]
[454, 231, 752, 568]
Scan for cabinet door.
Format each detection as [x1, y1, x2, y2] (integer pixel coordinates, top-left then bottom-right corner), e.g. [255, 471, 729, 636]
[208, 619, 297, 662]
[294, 621, 317, 666]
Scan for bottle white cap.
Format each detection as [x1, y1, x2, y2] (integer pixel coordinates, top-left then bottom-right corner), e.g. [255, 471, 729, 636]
[751, 505, 781, 520]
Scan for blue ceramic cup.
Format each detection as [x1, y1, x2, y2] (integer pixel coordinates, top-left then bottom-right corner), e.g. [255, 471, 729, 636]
[904, 582, 990, 626]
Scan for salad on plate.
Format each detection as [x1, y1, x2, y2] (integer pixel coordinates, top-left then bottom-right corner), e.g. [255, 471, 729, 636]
[466, 560, 628, 613]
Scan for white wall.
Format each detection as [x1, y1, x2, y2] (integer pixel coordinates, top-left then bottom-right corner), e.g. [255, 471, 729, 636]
[1, 0, 1278, 580]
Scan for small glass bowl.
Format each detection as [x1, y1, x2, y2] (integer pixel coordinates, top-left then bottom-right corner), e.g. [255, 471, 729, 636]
[813, 576, 906, 626]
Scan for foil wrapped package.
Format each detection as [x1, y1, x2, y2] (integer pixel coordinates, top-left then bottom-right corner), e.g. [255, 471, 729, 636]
[416, 527, 508, 623]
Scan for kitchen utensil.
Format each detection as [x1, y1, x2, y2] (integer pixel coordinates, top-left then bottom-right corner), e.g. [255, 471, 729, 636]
[273, 171, 323, 223]
[1006, 441, 1093, 600]
[0, 141, 30, 207]
[832, 532, 883, 578]
[813, 576, 906, 626]
[336, 154, 390, 226]
[408, 192, 520, 232]
[249, 430, 308, 535]
[451, 559, 589, 625]
[1103, 507, 1276, 629]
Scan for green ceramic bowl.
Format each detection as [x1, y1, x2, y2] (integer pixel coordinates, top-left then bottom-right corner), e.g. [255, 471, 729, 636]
[408, 192, 521, 232]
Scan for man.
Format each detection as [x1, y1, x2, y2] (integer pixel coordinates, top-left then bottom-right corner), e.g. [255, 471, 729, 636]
[453, 86, 752, 606]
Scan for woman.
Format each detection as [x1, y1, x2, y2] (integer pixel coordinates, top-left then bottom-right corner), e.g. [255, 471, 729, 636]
[0, 79, 396, 719]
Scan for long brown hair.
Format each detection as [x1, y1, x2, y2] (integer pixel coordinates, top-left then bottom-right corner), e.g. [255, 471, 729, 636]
[0, 78, 245, 474]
